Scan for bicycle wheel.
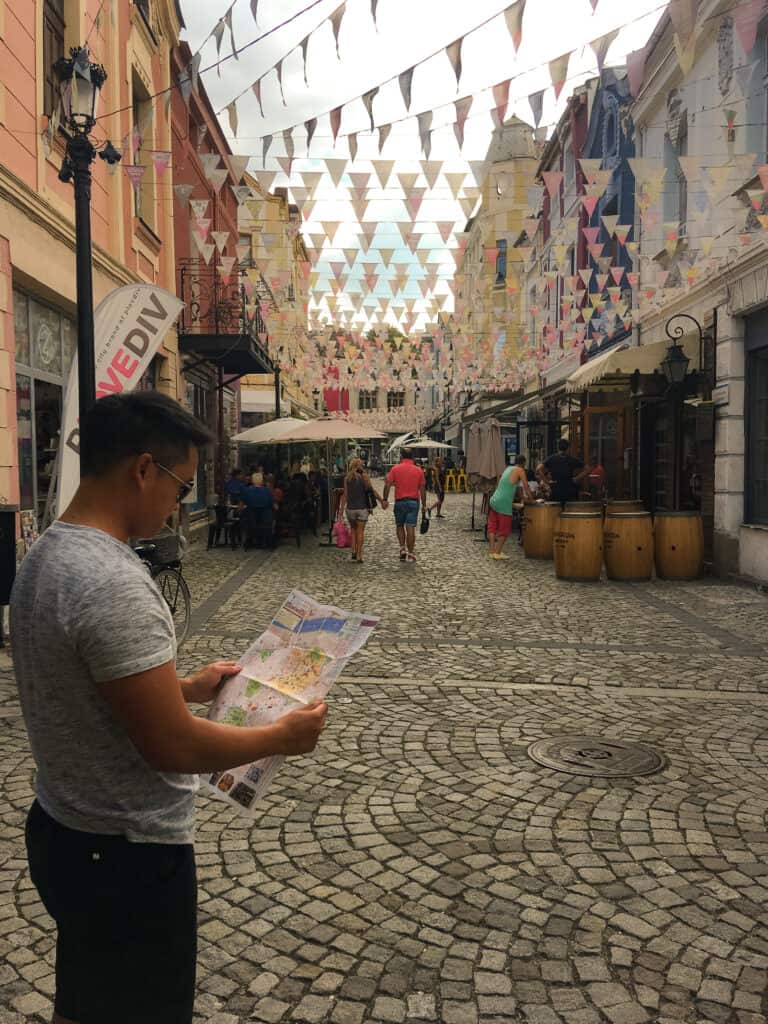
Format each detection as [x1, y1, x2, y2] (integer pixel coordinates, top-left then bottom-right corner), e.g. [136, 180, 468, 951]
[154, 568, 192, 648]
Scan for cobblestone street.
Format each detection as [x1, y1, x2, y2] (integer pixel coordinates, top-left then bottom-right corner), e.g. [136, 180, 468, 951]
[2, 494, 768, 1024]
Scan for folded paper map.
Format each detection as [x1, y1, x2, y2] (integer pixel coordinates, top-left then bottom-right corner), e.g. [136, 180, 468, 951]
[203, 590, 378, 813]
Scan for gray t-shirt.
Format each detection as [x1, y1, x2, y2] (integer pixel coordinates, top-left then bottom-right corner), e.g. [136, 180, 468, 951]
[10, 521, 197, 844]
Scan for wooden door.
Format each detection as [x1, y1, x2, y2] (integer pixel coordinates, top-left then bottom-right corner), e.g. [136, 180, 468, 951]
[583, 405, 625, 498]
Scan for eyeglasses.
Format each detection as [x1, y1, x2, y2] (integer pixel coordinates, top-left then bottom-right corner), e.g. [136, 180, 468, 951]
[153, 460, 195, 503]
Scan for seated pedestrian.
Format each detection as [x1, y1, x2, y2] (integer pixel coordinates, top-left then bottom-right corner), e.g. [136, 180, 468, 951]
[242, 481, 277, 548]
[224, 466, 245, 505]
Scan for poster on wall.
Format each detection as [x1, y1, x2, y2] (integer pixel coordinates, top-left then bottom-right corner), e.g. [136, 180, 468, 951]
[55, 285, 184, 517]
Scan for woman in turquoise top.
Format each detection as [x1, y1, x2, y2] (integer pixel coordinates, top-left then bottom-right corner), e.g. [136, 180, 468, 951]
[488, 455, 532, 559]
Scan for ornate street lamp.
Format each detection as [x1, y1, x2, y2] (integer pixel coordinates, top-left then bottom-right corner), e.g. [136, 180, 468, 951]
[54, 47, 121, 448]
[662, 313, 697, 385]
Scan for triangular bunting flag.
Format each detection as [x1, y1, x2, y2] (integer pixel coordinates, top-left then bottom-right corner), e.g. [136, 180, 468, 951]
[252, 79, 264, 116]
[445, 38, 463, 89]
[212, 230, 229, 252]
[362, 87, 379, 131]
[549, 51, 571, 101]
[444, 172, 465, 198]
[399, 67, 415, 111]
[528, 89, 545, 128]
[418, 111, 433, 159]
[326, 158, 347, 187]
[492, 79, 512, 126]
[589, 28, 619, 72]
[453, 96, 473, 150]
[330, 3, 346, 58]
[541, 171, 563, 198]
[373, 160, 394, 188]
[504, 0, 526, 53]
[421, 161, 443, 190]
[330, 106, 343, 145]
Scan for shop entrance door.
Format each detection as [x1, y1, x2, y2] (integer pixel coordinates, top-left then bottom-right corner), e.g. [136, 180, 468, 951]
[581, 406, 625, 498]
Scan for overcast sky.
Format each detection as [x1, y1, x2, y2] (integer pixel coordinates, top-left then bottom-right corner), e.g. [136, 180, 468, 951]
[179, 0, 664, 331]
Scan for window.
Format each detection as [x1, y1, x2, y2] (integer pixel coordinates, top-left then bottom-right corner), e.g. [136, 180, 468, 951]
[43, 0, 66, 118]
[495, 238, 507, 286]
[564, 145, 575, 200]
[746, 332, 768, 524]
[387, 390, 405, 411]
[358, 389, 378, 411]
[131, 72, 156, 229]
[677, 116, 688, 233]
[13, 289, 76, 520]
[663, 114, 687, 232]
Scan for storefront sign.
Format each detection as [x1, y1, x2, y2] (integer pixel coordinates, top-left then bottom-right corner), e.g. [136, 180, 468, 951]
[56, 285, 184, 516]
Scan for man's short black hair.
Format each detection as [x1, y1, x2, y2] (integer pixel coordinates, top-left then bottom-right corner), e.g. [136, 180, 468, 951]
[558, 438, 570, 452]
[80, 391, 214, 477]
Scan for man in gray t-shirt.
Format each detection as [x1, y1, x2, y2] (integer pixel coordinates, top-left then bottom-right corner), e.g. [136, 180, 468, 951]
[12, 391, 327, 1024]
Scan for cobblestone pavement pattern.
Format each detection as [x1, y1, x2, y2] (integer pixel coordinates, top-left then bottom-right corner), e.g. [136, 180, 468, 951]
[2, 493, 768, 1024]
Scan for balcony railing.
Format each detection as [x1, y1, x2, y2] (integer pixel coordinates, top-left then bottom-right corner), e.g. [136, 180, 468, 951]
[178, 260, 267, 340]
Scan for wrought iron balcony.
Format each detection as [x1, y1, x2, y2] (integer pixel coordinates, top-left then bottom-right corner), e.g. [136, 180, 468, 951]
[177, 260, 275, 377]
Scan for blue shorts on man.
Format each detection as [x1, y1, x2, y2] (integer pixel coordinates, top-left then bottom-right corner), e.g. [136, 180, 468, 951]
[394, 498, 419, 527]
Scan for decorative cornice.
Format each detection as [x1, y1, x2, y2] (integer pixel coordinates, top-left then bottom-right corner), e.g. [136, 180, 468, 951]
[0, 164, 137, 288]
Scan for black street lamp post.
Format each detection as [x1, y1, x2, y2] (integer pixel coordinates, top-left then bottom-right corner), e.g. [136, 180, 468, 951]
[663, 314, 700, 509]
[54, 47, 121, 448]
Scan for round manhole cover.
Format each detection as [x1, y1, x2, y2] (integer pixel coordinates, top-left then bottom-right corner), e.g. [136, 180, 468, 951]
[527, 735, 665, 777]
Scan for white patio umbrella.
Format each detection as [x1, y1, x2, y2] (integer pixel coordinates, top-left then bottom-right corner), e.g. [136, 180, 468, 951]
[402, 438, 457, 450]
[232, 417, 306, 444]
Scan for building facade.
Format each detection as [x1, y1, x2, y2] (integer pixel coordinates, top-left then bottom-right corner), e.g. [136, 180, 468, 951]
[238, 180, 312, 425]
[629, 0, 761, 578]
[0, 0, 182, 525]
[171, 39, 257, 510]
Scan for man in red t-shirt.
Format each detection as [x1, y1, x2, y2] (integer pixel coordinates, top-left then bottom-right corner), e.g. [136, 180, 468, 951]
[383, 454, 427, 562]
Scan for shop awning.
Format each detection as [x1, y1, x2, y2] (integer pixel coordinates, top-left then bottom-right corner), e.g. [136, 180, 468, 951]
[178, 332, 274, 376]
[241, 389, 290, 415]
[565, 335, 700, 393]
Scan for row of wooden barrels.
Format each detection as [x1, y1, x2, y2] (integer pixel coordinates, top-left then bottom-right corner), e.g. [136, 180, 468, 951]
[521, 501, 704, 581]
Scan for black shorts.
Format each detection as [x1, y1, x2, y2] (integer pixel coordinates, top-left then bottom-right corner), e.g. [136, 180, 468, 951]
[25, 800, 197, 1024]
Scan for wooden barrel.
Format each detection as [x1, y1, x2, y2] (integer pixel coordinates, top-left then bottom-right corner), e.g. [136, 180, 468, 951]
[606, 500, 644, 515]
[654, 511, 704, 580]
[564, 501, 603, 513]
[604, 512, 654, 581]
[523, 502, 562, 559]
[554, 513, 603, 581]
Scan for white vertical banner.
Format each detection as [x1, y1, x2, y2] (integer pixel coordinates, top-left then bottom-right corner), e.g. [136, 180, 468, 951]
[56, 285, 185, 516]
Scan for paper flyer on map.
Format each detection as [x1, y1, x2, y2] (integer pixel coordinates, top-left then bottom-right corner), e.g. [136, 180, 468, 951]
[202, 590, 379, 813]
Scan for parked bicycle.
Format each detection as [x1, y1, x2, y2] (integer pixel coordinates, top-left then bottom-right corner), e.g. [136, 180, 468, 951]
[132, 530, 192, 648]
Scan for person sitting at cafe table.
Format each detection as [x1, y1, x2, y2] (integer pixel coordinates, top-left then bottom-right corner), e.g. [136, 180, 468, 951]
[241, 481, 277, 548]
[224, 467, 246, 505]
